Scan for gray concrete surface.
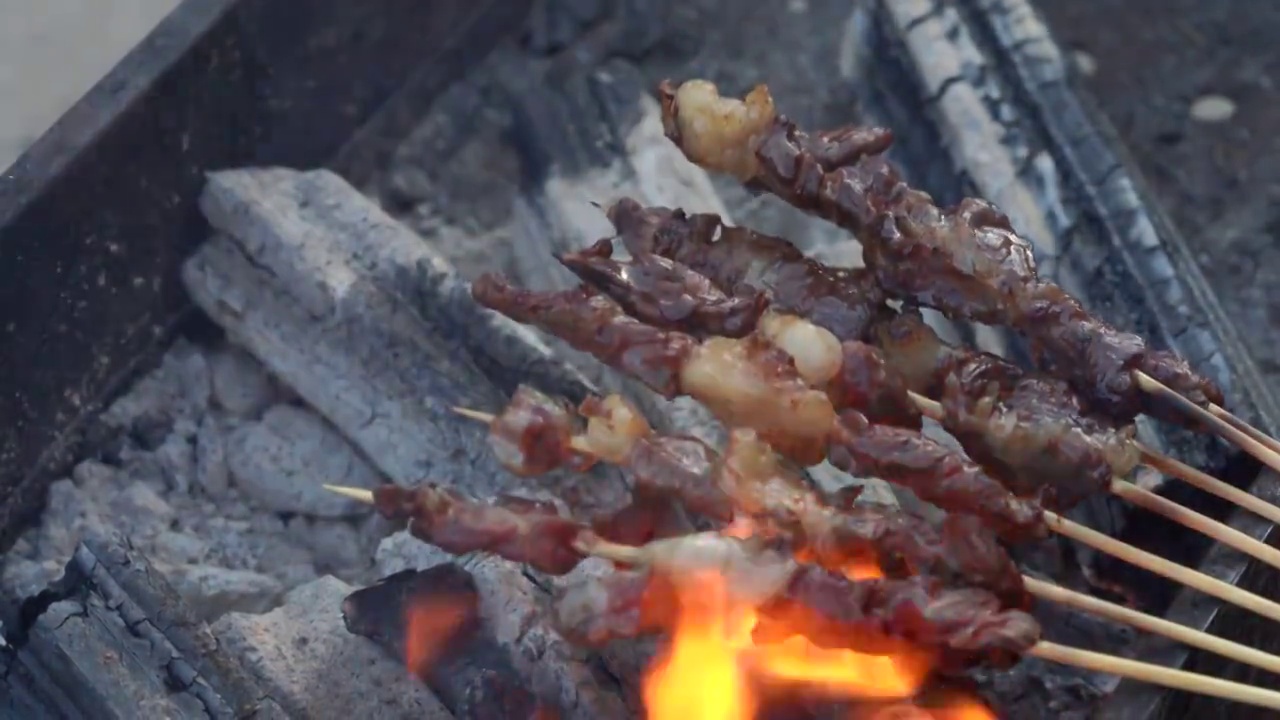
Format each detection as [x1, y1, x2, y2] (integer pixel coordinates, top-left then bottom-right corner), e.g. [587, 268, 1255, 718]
[0, 0, 179, 171]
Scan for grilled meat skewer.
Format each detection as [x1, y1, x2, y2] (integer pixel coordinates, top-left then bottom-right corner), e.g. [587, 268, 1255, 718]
[603, 198, 1141, 512]
[479, 386, 1028, 608]
[472, 274, 1044, 539]
[656, 78, 1223, 424]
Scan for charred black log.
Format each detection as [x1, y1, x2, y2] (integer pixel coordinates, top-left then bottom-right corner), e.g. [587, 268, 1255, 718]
[0, 534, 282, 720]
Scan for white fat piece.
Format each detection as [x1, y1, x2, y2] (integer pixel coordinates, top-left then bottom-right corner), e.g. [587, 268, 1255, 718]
[671, 80, 776, 182]
[758, 312, 843, 386]
[582, 394, 652, 464]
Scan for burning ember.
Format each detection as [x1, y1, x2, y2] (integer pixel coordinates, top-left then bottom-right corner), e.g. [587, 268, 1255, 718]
[403, 595, 472, 676]
[641, 559, 992, 720]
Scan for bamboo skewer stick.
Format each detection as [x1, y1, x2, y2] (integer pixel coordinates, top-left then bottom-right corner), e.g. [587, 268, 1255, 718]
[1107, 480, 1280, 571]
[1127, 368, 1280, 457]
[1133, 371, 1280, 476]
[1045, 512, 1280, 624]
[1023, 577, 1280, 677]
[1028, 642, 1280, 711]
[324, 483, 1280, 710]
[1210, 403, 1280, 455]
[324, 484, 376, 504]
[1140, 447, 1280, 527]
[451, 406, 502, 424]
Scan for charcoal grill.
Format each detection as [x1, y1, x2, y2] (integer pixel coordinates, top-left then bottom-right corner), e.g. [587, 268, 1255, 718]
[1, 0, 1278, 718]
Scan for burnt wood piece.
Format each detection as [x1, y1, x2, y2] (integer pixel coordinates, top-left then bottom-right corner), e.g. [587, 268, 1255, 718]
[184, 169, 639, 719]
[0, 533, 283, 719]
[343, 565, 548, 720]
[520, 0, 670, 60]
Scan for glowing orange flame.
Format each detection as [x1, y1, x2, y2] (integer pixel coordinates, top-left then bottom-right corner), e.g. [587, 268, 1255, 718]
[931, 697, 999, 720]
[641, 554, 997, 720]
[403, 596, 471, 675]
[643, 574, 758, 720]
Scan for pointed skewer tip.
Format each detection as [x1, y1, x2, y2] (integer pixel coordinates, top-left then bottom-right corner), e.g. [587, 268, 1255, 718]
[1133, 370, 1280, 475]
[322, 484, 376, 504]
[451, 406, 496, 424]
[1209, 402, 1280, 455]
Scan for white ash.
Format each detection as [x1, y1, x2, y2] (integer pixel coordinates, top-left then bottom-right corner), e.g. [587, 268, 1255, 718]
[2, 338, 395, 622]
[226, 404, 382, 518]
[213, 575, 452, 719]
[209, 344, 280, 418]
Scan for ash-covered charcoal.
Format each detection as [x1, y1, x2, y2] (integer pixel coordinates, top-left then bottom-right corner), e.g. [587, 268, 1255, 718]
[191, 167, 634, 519]
[342, 564, 550, 719]
[1, 335, 388, 624]
[225, 403, 383, 519]
[522, 0, 609, 54]
[523, 0, 674, 60]
[0, 534, 284, 719]
[214, 575, 453, 718]
[375, 533, 643, 718]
